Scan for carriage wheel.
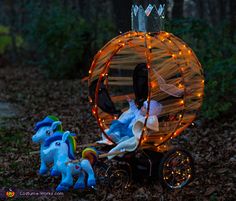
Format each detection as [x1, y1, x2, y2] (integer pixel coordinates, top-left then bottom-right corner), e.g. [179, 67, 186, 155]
[93, 162, 110, 199]
[95, 162, 109, 186]
[106, 163, 132, 192]
[158, 148, 194, 189]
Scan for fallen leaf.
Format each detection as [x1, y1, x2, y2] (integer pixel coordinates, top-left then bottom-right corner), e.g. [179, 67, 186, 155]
[204, 186, 216, 196]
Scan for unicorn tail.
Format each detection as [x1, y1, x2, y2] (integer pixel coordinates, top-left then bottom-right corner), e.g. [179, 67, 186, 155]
[82, 147, 98, 166]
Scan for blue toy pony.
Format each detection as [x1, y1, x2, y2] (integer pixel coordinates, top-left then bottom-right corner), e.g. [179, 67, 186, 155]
[32, 116, 64, 176]
[43, 131, 96, 191]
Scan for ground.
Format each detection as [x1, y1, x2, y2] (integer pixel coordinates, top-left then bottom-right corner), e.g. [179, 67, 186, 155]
[0, 65, 235, 201]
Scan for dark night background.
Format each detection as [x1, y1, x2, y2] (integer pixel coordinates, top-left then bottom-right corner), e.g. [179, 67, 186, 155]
[0, 0, 235, 200]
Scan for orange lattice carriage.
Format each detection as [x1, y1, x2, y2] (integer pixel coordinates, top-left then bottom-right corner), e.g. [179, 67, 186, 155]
[85, 1, 204, 190]
[88, 31, 204, 152]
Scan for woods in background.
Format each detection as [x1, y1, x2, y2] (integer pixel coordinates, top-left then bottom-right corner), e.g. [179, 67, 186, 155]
[0, 0, 235, 66]
[0, 0, 235, 120]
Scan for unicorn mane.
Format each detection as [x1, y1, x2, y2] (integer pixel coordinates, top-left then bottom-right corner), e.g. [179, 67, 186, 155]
[66, 134, 76, 160]
[48, 115, 63, 131]
[34, 115, 63, 132]
[44, 132, 76, 160]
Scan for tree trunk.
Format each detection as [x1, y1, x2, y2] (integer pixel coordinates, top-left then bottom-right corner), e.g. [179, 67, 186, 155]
[229, 0, 236, 43]
[196, 0, 205, 19]
[172, 0, 184, 19]
[112, 0, 132, 32]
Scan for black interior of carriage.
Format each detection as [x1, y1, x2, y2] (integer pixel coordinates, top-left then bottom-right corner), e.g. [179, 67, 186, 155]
[89, 79, 121, 115]
[89, 63, 149, 115]
[133, 63, 149, 109]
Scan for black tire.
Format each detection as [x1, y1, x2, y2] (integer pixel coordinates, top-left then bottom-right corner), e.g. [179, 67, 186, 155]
[106, 162, 132, 192]
[94, 162, 110, 187]
[158, 148, 194, 189]
[93, 162, 110, 200]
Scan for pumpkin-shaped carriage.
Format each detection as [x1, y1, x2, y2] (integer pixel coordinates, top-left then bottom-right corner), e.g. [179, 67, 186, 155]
[32, 2, 204, 192]
[85, 2, 204, 190]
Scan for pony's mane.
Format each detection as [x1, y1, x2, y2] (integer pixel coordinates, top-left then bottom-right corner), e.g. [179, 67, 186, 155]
[48, 115, 63, 131]
[44, 132, 76, 160]
[66, 135, 76, 160]
[34, 115, 63, 131]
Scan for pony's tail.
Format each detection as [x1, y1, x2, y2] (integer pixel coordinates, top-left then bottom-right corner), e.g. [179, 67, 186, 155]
[82, 147, 98, 166]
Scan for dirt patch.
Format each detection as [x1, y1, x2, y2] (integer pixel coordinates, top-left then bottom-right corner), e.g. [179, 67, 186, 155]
[0, 101, 19, 128]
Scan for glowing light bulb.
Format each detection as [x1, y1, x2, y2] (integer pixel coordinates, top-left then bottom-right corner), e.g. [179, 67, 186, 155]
[92, 109, 96, 115]
[172, 54, 176, 59]
[180, 100, 184, 104]
[151, 81, 157, 88]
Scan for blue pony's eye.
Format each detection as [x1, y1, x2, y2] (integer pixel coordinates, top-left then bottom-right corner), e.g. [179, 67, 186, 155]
[46, 130, 51, 135]
[55, 142, 60, 146]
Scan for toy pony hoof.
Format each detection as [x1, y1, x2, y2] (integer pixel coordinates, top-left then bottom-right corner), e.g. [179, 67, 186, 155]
[50, 169, 60, 176]
[87, 178, 96, 187]
[61, 181, 73, 187]
[56, 185, 69, 192]
[39, 168, 48, 175]
[74, 182, 85, 190]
